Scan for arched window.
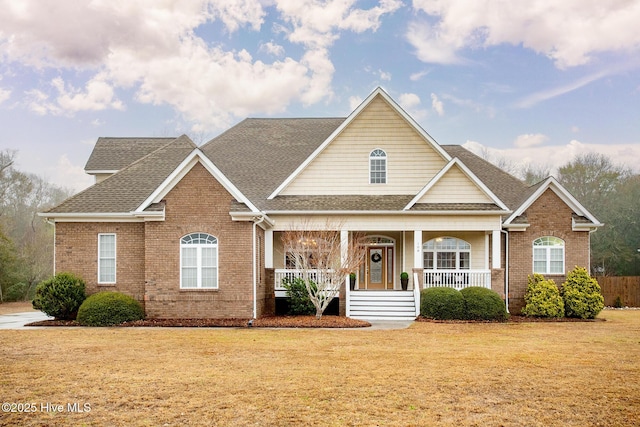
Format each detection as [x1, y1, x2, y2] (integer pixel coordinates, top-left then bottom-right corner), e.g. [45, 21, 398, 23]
[369, 149, 387, 184]
[423, 237, 471, 270]
[533, 236, 564, 274]
[180, 233, 218, 289]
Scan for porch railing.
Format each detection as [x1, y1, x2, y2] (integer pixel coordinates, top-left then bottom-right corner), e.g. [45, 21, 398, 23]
[274, 269, 339, 296]
[423, 269, 491, 290]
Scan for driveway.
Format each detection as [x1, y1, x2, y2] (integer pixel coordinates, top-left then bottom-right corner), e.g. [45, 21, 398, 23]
[0, 311, 52, 329]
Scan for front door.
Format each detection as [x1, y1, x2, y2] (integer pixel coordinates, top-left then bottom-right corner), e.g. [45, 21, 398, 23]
[366, 246, 393, 289]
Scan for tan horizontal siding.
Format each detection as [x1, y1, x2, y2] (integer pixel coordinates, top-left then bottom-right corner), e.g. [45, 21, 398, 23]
[282, 95, 447, 196]
[418, 166, 492, 204]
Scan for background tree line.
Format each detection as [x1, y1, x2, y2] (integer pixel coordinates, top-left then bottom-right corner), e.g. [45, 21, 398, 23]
[0, 149, 72, 301]
[495, 152, 639, 276]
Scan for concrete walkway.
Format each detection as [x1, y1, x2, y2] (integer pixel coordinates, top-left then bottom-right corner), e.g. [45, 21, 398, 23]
[0, 311, 52, 329]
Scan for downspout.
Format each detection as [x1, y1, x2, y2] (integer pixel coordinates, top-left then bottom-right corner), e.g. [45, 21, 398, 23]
[501, 229, 509, 313]
[252, 215, 266, 320]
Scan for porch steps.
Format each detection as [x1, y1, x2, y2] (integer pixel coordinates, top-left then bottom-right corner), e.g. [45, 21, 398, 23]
[348, 290, 417, 321]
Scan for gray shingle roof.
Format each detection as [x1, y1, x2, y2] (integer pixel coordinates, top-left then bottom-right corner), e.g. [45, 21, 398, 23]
[84, 137, 176, 172]
[201, 118, 345, 204]
[47, 135, 196, 213]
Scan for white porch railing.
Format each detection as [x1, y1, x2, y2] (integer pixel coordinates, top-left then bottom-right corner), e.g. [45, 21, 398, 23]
[274, 269, 339, 296]
[422, 269, 491, 290]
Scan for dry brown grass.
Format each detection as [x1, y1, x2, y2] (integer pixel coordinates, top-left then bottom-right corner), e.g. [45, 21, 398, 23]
[1, 310, 639, 426]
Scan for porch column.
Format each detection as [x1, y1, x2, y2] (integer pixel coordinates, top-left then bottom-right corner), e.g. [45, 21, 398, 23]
[265, 229, 273, 269]
[341, 229, 350, 317]
[492, 229, 501, 269]
[413, 230, 423, 269]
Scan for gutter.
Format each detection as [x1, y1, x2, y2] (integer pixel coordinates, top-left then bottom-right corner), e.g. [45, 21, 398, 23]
[501, 229, 509, 313]
[252, 215, 266, 320]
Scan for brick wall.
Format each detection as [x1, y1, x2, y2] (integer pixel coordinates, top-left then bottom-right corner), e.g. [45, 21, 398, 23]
[508, 189, 590, 313]
[144, 162, 256, 319]
[54, 222, 145, 303]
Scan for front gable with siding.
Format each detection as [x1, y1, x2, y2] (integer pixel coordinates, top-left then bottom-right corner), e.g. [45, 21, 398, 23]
[41, 87, 601, 319]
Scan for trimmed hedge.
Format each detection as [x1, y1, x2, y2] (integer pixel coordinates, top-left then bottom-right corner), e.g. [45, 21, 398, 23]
[460, 286, 509, 321]
[521, 274, 564, 318]
[77, 292, 144, 326]
[32, 272, 86, 320]
[420, 287, 466, 320]
[562, 266, 604, 319]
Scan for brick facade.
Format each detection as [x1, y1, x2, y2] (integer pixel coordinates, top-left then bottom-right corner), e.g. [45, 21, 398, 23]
[507, 189, 590, 313]
[55, 222, 146, 304]
[55, 162, 273, 319]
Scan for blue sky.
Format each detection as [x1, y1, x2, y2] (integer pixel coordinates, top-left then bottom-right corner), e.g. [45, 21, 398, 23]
[1, 0, 639, 192]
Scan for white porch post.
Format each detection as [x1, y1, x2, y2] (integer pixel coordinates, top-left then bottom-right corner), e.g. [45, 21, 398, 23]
[413, 230, 423, 269]
[265, 229, 274, 269]
[341, 229, 350, 317]
[492, 229, 501, 269]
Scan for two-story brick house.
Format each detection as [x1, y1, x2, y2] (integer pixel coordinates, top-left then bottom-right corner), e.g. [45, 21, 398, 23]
[41, 87, 601, 320]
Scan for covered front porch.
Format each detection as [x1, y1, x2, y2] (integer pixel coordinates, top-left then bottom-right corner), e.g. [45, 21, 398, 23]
[266, 225, 504, 320]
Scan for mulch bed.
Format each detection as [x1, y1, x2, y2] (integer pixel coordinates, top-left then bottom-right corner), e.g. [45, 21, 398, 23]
[26, 315, 371, 328]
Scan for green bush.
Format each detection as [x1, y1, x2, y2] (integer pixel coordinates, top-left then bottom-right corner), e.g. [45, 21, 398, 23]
[460, 286, 508, 321]
[77, 292, 144, 326]
[420, 287, 465, 320]
[562, 266, 604, 319]
[521, 274, 564, 318]
[5, 282, 28, 302]
[32, 272, 86, 320]
[282, 277, 316, 315]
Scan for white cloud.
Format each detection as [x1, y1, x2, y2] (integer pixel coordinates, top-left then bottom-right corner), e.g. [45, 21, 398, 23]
[349, 95, 363, 111]
[0, 87, 10, 104]
[515, 70, 610, 108]
[378, 69, 391, 81]
[514, 133, 548, 148]
[398, 92, 428, 121]
[408, 0, 640, 68]
[441, 93, 495, 118]
[430, 92, 444, 116]
[409, 70, 431, 81]
[463, 139, 640, 177]
[0, 0, 403, 132]
[259, 41, 285, 57]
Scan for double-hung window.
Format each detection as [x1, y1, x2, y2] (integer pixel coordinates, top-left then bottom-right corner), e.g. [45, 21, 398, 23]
[180, 233, 218, 289]
[423, 237, 471, 270]
[98, 233, 116, 284]
[533, 236, 565, 274]
[369, 149, 387, 184]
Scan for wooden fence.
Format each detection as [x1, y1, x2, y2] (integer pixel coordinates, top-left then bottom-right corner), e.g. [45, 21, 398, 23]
[597, 276, 640, 307]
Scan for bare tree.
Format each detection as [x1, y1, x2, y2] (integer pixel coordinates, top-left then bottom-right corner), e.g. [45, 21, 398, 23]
[520, 163, 552, 185]
[281, 222, 367, 319]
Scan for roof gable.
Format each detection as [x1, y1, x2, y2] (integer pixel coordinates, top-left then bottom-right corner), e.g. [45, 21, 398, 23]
[404, 158, 509, 211]
[135, 148, 260, 214]
[504, 176, 602, 228]
[268, 88, 451, 199]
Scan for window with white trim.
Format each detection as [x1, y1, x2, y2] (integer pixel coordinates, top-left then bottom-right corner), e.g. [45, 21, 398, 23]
[369, 149, 387, 184]
[533, 236, 564, 274]
[423, 237, 471, 270]
[98, 233, 116, 284]
[180, 233, 218, 289]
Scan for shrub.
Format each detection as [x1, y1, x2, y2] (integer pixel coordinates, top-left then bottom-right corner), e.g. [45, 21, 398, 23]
[521, 274, 564, 318]
[562, 266, 604, 319]
[5, 282, 28, 302]
[282, 277, 316, 315]
[77, 292, 144, 326]
[420, 287, 465, 320]
[32, 272, 86, 320]
[460, 286, 508, 321]
[613, 296, 623, 308]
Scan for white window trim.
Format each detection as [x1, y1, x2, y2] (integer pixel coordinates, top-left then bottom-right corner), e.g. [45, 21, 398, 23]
[369, 148, 387, 184]
[180, 233, 219, 289]
[98, 233, 116, 284]
[423, 237, 471, 270]
[533, 236, 565, 275]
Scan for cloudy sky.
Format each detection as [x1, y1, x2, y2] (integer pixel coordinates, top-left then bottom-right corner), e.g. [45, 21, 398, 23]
[1, 0, 639, 192]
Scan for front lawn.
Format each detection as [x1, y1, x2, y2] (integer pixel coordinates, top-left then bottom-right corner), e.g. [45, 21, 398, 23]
[1, 310, 638, 426]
